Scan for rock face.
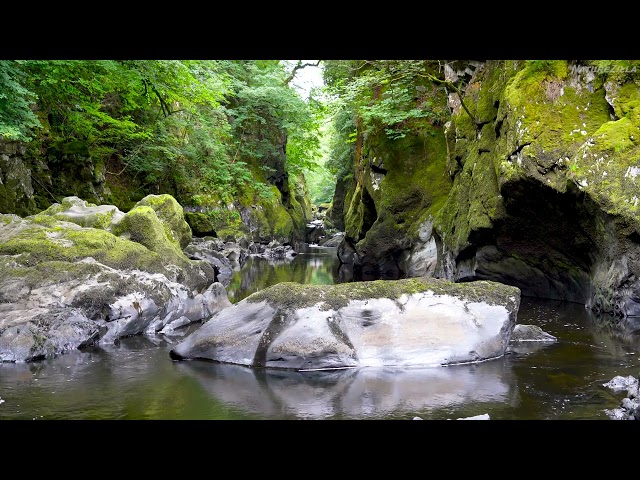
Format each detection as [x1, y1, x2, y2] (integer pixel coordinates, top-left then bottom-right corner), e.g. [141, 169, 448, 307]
[0, 140, 36, 216]
[434, 60, 640, 319]
[170, 278, 521, 370]
[0, 195, 231, 362]
[332, 60, 640, 320]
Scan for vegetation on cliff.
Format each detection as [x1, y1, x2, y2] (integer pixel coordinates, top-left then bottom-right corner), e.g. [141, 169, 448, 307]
[5, 59, 640, 319]
[0, 60, 325, 242]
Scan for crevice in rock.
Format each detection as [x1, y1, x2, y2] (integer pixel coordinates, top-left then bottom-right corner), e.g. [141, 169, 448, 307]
[494, 118, 503, 139]
[506, 142, 532, 160]
[253, 311, 293, 368]
[369, 162, 388, 175]
[359, 186, 377, 241]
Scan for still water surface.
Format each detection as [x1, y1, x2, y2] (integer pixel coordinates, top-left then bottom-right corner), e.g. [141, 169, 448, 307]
[1, 246, 638, 420]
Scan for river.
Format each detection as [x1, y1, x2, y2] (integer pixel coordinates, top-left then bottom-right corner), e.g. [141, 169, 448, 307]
[0, 245, 638, 420]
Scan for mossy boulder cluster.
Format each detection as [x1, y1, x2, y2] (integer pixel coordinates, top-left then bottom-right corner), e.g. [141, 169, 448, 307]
[332, 60, 640, 320]
[0, 194, 234, 362]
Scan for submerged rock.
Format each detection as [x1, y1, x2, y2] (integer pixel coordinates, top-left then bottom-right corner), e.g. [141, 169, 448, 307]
[509, 324, 558, 342]
[170, 278, 521, 370]
[506, 324, 558, 355]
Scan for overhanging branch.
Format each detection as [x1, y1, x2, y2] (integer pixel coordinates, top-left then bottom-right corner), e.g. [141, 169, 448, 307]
[284, 60, 322, 86]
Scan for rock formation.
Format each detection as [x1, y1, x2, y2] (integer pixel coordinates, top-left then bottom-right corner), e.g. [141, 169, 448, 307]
[0, 195, 231, 362]
[170, 278, 521, 370]
[331, 60, 640, 322]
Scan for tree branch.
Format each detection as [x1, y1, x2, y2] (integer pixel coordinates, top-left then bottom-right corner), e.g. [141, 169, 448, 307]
[284, 60, 322, 86]
[424, 73, 479, 125]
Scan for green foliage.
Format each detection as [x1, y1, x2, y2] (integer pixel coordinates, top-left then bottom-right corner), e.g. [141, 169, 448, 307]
[22, 60, 154, 156]
[305, 120, 336, 204]
[323, 60, 448, 141]
[223, 61, 323, 179]
[0, 60, 41, 141]
[1, 59, 331, 237]
[325, 105, 357, 181]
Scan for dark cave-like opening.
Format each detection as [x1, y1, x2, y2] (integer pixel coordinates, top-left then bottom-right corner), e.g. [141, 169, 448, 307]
[469, 178, 604, 303]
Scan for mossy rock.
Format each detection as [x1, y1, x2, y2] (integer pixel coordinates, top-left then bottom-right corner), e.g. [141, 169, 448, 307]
[134, 194, 192, 249]
[184, 212, 216, 237]
[39, 196, 124, 231]
[0, 206, 215, 292]
[111, 206, 186, 262]
[0, 219, 166, 273]
[248, 277, 521, 312]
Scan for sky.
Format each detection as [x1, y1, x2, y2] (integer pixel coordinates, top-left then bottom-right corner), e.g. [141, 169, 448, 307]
[290, 60, 324, 99]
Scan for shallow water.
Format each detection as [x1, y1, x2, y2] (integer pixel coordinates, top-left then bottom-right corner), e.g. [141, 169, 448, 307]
[0, 245, 638, 420]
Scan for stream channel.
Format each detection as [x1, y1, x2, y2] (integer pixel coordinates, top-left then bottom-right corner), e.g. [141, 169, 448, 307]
[1, 245, 639, 420]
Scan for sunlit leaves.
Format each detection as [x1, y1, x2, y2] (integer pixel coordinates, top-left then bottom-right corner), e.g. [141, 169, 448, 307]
[2, 59, 330, 212]
[0, 60, 41, 141]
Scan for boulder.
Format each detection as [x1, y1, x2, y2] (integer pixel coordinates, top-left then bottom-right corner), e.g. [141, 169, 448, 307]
[0, 196, 230, 363]
[184, 212, 216, 237]
[134, 194, 192, 249]
[170, 278, 521, 370]
[509, 324, 558, 342]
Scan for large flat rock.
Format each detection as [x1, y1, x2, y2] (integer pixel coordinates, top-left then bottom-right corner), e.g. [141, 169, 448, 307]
[170, 278, 521, 370]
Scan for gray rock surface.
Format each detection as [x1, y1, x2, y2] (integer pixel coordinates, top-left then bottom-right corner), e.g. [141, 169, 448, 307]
[170, 278, 521, 370]
[0, 195, 229, 362]
[509, 324, 558, 342]
[604, 374, 639, 420]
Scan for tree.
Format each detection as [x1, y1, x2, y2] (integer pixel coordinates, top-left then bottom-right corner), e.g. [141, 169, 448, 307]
[0, 60, 41, 141]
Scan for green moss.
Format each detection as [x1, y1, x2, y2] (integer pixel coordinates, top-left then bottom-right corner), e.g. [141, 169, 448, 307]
[589, 60, 640, 87]
[28, 214, 58, 228]
[257, 189, 294, 241]
[434, 146, 505, 254]
[1, 214, 18, 225]
[134, 194, 192, 249]
[247, 277, 520, 311]
[555, 78, 640, 225]
[593, 116, 639, 153]
[184, 212, 216, 237]
[92, 210, 116, 230]
[0, 258, 104, 291]
[500, 61, 610, 170]
[344, 183, 366, 241]
[111, 206, 186, 261]
[435, 60, 640, 255]
[272, 206, 294, 239]
[101, 183, 139, 212]
[52, 208, 117, 230]
[0, 223, 169, 273]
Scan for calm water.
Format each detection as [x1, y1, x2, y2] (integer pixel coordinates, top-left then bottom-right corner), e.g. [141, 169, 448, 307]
[1, 245, 639, 420]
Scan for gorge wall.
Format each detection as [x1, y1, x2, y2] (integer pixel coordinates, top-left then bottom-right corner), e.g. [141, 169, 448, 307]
[0, 132, 311, 247]
[333, 60, 640, 320]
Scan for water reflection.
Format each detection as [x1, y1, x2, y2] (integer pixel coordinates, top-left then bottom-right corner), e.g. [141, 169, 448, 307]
[0, 296, 638, 420]
[225, 245, 342, 303]
[175, 359, 517, 420]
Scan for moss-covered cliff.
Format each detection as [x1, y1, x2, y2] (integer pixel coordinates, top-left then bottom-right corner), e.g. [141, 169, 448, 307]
[331, 60, 640, 320]
[0, 60, 317, 247]
[0, 129, 312, 246]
